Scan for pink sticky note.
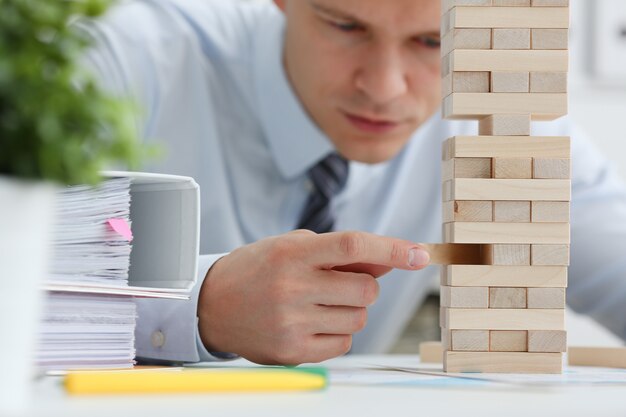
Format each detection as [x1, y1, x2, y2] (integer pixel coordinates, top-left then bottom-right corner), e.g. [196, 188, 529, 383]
[107, 218, 133, 242]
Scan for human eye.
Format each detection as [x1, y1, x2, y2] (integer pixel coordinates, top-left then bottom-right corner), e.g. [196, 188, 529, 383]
[414, 34, 441, 49]
[328, 19, 364, 33]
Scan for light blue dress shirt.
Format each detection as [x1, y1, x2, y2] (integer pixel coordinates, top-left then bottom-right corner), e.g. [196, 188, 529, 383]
[81, 0, 626, 362]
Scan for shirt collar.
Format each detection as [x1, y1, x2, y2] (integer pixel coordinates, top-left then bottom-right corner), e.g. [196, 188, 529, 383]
[253, 5, 333, 180]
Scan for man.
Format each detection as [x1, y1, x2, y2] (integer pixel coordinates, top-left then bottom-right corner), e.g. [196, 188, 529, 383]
[82, 0, 626, 365]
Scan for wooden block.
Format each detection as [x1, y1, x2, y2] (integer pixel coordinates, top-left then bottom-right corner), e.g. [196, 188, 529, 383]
[441, 286, 489, 308]
[444, 351, 562, 373]
[493, 158, 533, 179]
[441, 307, 565, 330]
[443, 265, 568, 288]
[443, 93, 567, 121]
[531, 244, 570, 266]
[451, 330, 490, 351]
[491, 72, 530, 92]
[444, 222, 570, 244]
[527, 287, 566, 308]
[533, 158, 570, 179]
[447, 6, 569, 29]
[444, 136, 570, 159]
[441, 29, 492, 57]
[442, 0, 492, 14]
[443, 158, 492, 180]
[531, 0, 568, 5]
[490, 330, 528, 352]
[493, 29, 531, 50]
[483, 244, 530, 265]
[489, 287, 527, 308]
[528, 330, 567, 352]
[532, 28, 568, 50]
[446, 50, 568, 73]
[421, 243, 484, 264]
[532, 201, 570, 222]
[568, 347, 626, 369]
[442, 72, 490, 97]
[419, 341, 443, 363]
[443, 200, 493, 222]
[530, 72, 567, 93]
[494, 201, 531, 222]
[494, 0, 530, 5]
[479, 114, 531, 136]
[444, 178, 571, 201]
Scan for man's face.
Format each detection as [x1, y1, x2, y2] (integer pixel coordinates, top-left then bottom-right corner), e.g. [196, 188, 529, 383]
[275, 0, 441, 164]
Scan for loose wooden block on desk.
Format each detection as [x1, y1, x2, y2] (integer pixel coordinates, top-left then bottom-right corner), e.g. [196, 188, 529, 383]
[444, 178, 571, 201]
[568, 346, 626, 369]
[532, 201, 570, 222]
[533, 158, 570, 179]
[447, 6, 569, 29]
[530, 72, 567, 93]
[527, 287, 566, 308]
[444, 136, 570, 159]
[442, 265, 568, 288]
[483, 244, 530, 265]
[528, 330, 566, 352]
[419, 341, 443, 363]
[444, 351, 562, 373]
[532, 28, 568, 50]
[450, 330, 490, 351]
[441, 28, 492, 57]
[445, 50, 568, 74]
[441, 286, 489, 308]
[493, 158, 533, 179]
[494, 201, 531, 222]
[490, 330, 528, 352]
[491, 72, 530, 93]
[444, 222, 570, 244]
[531, 244, 570, 266]
[531, 0, 568, 6]
[479, 114, 531, 136]
[441, 308, 565, 330]
[493, 29, 531, 50]
[489, 287, 527, 308]
[442, 72, 490, 97]
[443, 200, 493, 222]
[442, 157, 492, 180]
[443, 93, 568, 121]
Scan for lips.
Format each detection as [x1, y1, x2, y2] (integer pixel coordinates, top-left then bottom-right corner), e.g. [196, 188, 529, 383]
[343, 111, 401, 134]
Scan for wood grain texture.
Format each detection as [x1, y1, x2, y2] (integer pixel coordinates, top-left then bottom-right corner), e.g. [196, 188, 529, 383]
[443, 93, 568, 121]
[444, 136, 570, 159]
[444, 178, 571, 201]
[483, 244, 531, 265]
[442, 265, 568, 287]
[420, 243, 485, 265]
[490, 330, 528, 352]
[528, 330, 567, 352]
[493, 158, 533, 179]
[444, 351, 563, 373]
[419, 341, 444, 363]
[445, 50, 568, 73]
[489, 287, 527, 308]
[441, 308, 565, 330]
[491, 72, 530, 92]
[530, 72, 567, 93]
[532, 28, 568, 50]
[441, 286, 489, 308]
[444, 222, 570, 244]
[451, 330, 490, 351]
[531, 0, 568, 5]
[493, 28, 531, 49]
[531, 201, 570, 222]
[494, 201, 532, 222]
[568, 347, 626, 369]
[527, 287, 566, 308]
[531, 244, 570, 266]
[443, 200, 493, 222]
[441, 29, 492, 57]
[442, 71, 490, 97]
[479, 114, 531, 136]
[446, 6, 570, 29]
[533, 158, 571, 179]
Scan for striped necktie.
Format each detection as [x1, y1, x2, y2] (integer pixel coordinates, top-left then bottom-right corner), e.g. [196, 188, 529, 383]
[296, 153, 349, 234]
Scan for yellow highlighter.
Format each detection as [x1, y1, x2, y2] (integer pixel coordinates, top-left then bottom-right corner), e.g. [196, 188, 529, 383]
[65, 367, 328, 395]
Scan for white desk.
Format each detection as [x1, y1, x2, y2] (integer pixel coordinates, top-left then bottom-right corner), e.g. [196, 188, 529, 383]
[28, 355, 626, 417]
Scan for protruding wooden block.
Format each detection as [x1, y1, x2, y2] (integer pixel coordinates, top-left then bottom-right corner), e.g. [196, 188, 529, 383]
[530, 72, 567, 92]
[441, 286, 489, 308]
[419, 341, 444, 363]
[483, 244, 531, 265]
[446, 6, 569, 29]
[444, 222, 570, 244]
[533, 158, 570, 179]
[441, 308, 565, 330]
[491, 72, 530, 92]
[531, 244, 570, 266]
[445, 50, 568, 74]
[444, 178, 571, 201]
[443, 200, 493, 222]
[442, 265, 568, 288]
[527, 287, 566, 309]
[479, 114, 531, 136]
[443, 72, 490, 97]
[444, 136, 570, 159]
[494, 201, 531, 222]
[494, 0, 530, 5]
[493, 29, 531, 50]
[568, 347, 626, 369]
[443, 93, 567, 121]
[532, 28, 568, 50]
[449, 330, 490, 351]
[489, 287, 527, 308]
[441, 29, 492, 57]
[490, 330, 528, 352]
[528, 330, 567, 352]
[444, 351, 562, 373]
[531, 0, 568, 6]
[532, 201, 570, 223]
[493, 158, 533, 179]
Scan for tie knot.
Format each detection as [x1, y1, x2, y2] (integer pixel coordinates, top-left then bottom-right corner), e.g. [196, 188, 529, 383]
[308, 153, 349, 200]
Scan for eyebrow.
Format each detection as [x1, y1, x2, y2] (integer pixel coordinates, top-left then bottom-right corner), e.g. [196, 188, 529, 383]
[309, 1, 366, 24]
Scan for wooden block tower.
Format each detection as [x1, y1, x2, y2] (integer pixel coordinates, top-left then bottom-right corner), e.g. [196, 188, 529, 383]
[439, 0, 570, 373]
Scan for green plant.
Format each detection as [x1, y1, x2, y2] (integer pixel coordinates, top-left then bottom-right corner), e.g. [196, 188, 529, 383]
[0, 0, 145, 185]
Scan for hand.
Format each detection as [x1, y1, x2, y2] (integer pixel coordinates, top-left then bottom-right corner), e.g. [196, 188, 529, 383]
[197, 230, 430, 365]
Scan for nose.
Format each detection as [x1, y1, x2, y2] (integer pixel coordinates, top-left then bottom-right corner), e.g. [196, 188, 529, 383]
[354, 44, 409, 106]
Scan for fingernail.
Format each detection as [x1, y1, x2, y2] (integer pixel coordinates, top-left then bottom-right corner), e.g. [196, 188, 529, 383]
[408, 248, 430, 267]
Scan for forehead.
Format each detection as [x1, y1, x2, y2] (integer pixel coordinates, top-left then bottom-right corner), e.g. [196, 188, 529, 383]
[307, 0, 441, 33]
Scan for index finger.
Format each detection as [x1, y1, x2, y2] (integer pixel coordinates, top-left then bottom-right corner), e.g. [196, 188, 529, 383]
[307, 231, 430, 270]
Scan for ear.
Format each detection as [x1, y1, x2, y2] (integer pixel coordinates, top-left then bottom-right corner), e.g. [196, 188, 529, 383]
[273, 0, 286, 13]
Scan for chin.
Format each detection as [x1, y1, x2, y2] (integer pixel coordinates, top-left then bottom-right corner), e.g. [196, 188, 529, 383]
[335, 140, 406, 164]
